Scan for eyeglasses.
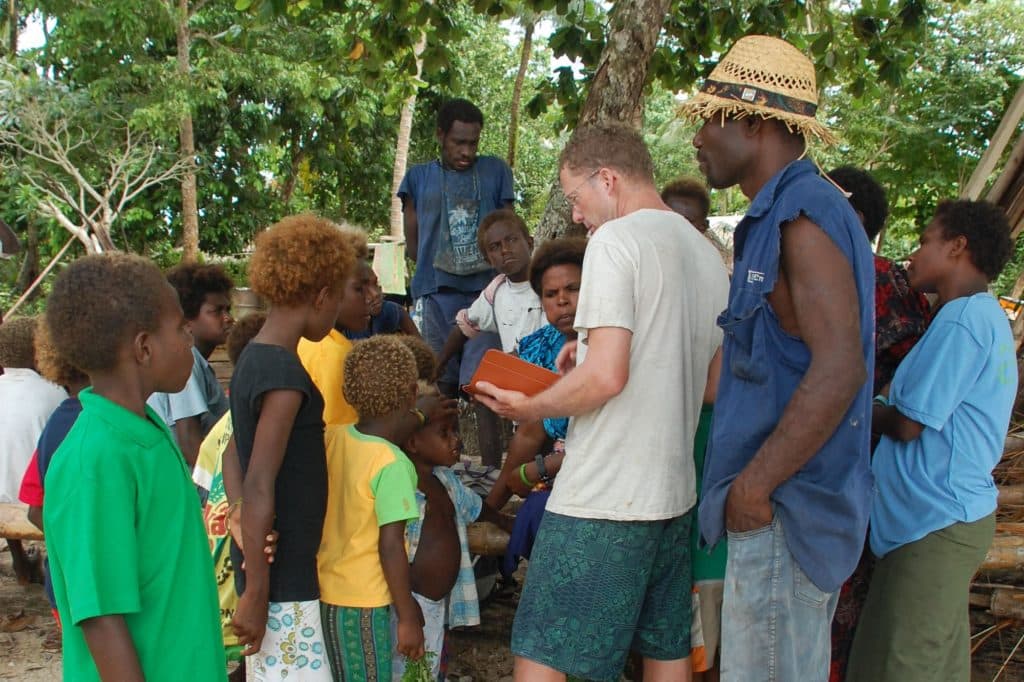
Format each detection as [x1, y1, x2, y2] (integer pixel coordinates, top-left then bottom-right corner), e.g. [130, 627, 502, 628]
[563, 169, 601, 206]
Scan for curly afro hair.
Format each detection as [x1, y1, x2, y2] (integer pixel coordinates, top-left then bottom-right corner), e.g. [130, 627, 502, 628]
[34, 319, 88, 389]
[165, 263, 234, 320]
[226, 312, 266, 365]
[45, 253, 171, 373]
[660, 177, 710, 218]
[248, 214, 358, 307]
[0, 316, 39, 369]
[476, 209, 530, 257]
[934, 199, 1013, 281]
[828, 166, 889, 240]
[395, 334, 436, 382]
[343, 335, 417, 420]
[337, 222, 370, 260]
[528, 238, 587, 296]
[438, 98, 484, 134]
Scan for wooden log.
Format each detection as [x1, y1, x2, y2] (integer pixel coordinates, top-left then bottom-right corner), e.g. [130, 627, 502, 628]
[999, 485, 1024, 506]
[467, 521, 510, 556]
[982, 533, 1024, 571]
[0, 503, 43, 542]
[990, 587, 1024, 621]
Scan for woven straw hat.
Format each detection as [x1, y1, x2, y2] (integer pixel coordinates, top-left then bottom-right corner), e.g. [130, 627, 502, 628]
[679, 35, 836, 145]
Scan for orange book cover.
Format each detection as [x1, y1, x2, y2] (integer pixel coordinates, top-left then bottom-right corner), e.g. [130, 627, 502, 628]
[463, 349, 560, 397]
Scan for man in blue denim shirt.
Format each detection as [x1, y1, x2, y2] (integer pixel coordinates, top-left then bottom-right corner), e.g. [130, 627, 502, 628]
[680, 35, 875, 681]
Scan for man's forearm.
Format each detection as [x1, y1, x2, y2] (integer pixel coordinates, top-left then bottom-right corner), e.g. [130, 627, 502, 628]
[738, 354, 866, 495]
[522, 359, 625, 422]
[81, 615, 144, 681]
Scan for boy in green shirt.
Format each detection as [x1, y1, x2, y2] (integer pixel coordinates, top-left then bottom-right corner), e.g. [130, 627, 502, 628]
[42, 253, 225, 681]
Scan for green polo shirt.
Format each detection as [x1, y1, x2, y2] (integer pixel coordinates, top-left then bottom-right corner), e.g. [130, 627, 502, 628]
[44, 388, 225, 681]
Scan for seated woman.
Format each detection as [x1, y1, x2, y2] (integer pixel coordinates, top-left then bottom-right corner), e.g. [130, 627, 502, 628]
[480, 238, 586, 575]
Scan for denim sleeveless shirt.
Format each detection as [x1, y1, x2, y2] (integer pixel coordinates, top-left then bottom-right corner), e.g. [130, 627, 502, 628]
[699, 159, 875, 593]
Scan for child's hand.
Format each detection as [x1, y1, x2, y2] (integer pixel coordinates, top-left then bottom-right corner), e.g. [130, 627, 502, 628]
[497, 513, 516, 534]
[232, 528, 279, 570]
[396, 616, 425, 661]
[555, 340, 578, 374]
[232, 591, 269, 656]
[417, 394, 458, 424]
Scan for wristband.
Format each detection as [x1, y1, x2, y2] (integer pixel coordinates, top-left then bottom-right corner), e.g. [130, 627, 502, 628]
[519, 463, 532, 487]
[534, 454, 550, 483]
[410, 408, 427, 426]
[873, 394, 888, 406]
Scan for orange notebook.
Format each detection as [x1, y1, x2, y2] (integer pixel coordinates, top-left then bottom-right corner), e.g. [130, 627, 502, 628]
[463, 349, 560, 397]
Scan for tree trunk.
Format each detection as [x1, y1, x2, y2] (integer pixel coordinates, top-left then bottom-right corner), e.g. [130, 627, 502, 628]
[14, 219, 38, 297]
[507, 21, 534, 170]
[389, 32, 428, 239]
[534, 0, 671, 242]
[176, 0, 199, 262]
[7, 0, 16, 56]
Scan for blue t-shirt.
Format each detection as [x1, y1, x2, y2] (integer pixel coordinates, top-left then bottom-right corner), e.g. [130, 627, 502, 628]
[36, 396, 84, 608]
[343, 300, 403, 340]
[870, 293, 1016, 557]
[398, 157, 514, 299]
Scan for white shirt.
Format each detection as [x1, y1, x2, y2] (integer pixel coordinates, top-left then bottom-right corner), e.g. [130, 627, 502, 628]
[467, 278, 545, 353]
[0, 368, 67, 502]
[547, 209, 729, 521]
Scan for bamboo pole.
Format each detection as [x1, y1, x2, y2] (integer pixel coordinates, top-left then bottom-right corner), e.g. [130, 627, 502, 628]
[4, 235, 76, 317]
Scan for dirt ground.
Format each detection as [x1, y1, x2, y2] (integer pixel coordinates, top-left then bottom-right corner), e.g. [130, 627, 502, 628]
[3, 540, 1021, 682]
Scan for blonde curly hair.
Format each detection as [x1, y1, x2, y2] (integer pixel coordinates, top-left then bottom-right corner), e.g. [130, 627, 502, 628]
[34, 320, 88, 389]
[395, 334, 436, 382]
[343, 335, 417, 419]
[249, 214, 358, 306]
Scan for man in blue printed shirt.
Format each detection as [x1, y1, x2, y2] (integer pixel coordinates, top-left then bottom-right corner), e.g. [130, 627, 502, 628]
[680, 35, 876, 681]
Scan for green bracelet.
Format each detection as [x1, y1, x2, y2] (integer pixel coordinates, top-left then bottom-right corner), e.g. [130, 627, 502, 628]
[519, 463, 532, 487]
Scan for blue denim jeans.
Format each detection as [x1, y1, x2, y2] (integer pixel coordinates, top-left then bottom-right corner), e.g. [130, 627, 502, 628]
[420, 291, 501, 392]
[720, 515, 837, 682]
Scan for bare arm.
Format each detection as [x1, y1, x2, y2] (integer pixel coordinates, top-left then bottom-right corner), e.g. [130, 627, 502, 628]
[27, 505, 43, 532]
[726, 216, 867, 532]
[233, 389, 302, 654]
[398, 307, 422, 337]
[476, 501, 515, 533]
[435, 326, 468, 379]
[474, 326, 632, 422]
[80, 615, 144, 681]
[704, 347, 722, 405]
[379, 521, 424, 660]
[872, 403, 924, 442]
[403, 198, 419, 262]
[174, 415, 204, 469]
[485, 420, 549, 509]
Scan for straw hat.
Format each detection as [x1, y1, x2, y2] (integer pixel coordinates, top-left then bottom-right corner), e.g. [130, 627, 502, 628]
[679, 35, 836, 146]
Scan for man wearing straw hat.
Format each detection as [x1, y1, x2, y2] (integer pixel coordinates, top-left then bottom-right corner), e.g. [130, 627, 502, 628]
[679, 35, 876, 680]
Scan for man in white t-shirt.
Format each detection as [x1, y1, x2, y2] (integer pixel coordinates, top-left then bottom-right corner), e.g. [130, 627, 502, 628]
[476, 124, 728, 682]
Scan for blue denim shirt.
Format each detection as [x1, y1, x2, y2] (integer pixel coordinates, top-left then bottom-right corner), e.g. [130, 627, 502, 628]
[398, 157, 514, 299]
[699, 159, 875, 593]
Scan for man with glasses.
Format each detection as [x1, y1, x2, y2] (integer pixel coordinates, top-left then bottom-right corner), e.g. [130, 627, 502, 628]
[476, 123, 728, 682]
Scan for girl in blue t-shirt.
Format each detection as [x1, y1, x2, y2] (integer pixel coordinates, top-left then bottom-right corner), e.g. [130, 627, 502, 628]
[848, 200, 1016, 682]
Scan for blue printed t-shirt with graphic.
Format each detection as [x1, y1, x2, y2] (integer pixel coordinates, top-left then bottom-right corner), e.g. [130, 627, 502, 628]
[43, 388, 225, 681]
[343, 300, 403, 341]
[405, 467, 483, 627]
[700, 159, 876, 594]
[870, 293, 1017, 558]
[34, 396, 84, 609]
[398, 157, 514, 299]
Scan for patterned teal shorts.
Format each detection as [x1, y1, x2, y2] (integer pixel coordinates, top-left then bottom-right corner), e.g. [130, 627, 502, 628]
[320, 604, 392, 682]
[511, 511, 693, 682]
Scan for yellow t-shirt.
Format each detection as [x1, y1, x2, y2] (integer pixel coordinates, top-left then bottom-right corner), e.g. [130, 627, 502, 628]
[297, 329, 358, 426]
[318, 424, 419, 607]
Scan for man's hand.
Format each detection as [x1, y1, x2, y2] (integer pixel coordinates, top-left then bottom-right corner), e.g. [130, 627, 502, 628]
[232, 590, 269, 656]
[473, 382, 533, 421]
[725, 473, 773, 533]
[555, 340, 578, 375]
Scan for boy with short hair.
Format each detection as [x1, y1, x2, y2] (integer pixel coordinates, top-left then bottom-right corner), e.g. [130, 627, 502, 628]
[148, 263, 234, 467]
[848, 200, 1017, 682]
[436, 208, 544, 369]
[318, 335, 426, 680]
[43, 253, 224, 681]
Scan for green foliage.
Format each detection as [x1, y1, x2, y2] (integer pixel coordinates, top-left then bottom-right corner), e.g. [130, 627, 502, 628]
[399, 652, 436, 682]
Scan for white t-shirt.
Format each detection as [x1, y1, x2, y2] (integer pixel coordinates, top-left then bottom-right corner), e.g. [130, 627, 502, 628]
[0, 368, 67, 503]
[467, 278, 545, 353]
[547, 209, 729, 521]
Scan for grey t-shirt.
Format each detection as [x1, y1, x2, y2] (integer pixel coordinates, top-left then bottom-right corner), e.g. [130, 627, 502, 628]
[149, 347, 229, 436]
